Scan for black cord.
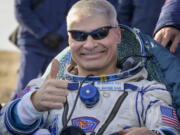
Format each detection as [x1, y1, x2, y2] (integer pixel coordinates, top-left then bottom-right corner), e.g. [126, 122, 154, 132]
[117, 54, 153, 68]
[65, 74, 94, 127]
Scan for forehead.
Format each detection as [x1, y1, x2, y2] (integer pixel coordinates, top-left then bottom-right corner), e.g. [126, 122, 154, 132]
[67, 14, 112, 31]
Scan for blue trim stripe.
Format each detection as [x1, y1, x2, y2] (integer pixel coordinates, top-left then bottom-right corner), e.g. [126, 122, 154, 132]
[146, 88, 167, 91]
[144, 100, 159, 124]
[140, 92, 144, 118]
[142, 84, 167, 92]
[4, 99, 42, 134]
[135, 92, 142, 127]
[64, 64, 143, 82]
[124, 83, 138, 91]
[160, 127, 176, 135]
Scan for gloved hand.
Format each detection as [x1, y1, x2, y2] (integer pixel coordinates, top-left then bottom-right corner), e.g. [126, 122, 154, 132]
[42, 32, 64, 49]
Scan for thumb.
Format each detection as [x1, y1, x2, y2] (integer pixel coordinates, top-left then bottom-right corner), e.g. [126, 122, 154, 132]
[119, 130, 128, 134]
[48, 59, 59, 79]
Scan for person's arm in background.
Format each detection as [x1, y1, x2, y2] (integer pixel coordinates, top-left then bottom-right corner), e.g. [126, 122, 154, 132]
[54, 0, 78, 46]
[154, 0, 180, 54]
[15, 0, 49, 39]
[15, 0, 71, 49]
[116, 0, 133, 26]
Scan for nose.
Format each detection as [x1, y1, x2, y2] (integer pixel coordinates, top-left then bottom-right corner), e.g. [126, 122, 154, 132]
[83, 35, 98, 49]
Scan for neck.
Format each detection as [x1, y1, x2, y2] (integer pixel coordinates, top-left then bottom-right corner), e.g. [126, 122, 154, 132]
[77, 66, 119, 76]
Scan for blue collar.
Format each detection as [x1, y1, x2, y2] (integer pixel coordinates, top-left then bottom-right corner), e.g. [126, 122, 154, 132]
[64, 63, 144, 83]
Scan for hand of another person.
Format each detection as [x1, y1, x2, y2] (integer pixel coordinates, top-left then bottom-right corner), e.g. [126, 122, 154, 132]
[119, 127, 156, 135]
[154, 27, 180, 53]
[31, 59, 69, 112]
[42, 32, 64, 49]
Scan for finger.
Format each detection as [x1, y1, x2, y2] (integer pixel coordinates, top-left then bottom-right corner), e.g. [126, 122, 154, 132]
[41, 101, 65, 110]
[46, 85, 69, 96]
[42, 94, 67, 104]
[154, 32, 163, 45]
[45, 79, 69, 89]
[48, 59, 59, 79]
[170, 35, 180, 53]
[161, 32, 171, 47]
[119, 127, 138, 134]
[119, 129, 129, 134]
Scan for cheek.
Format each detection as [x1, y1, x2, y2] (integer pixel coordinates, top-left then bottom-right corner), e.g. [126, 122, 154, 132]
[69, 41, 83, 57]
[103, 38, 118, 49]
[69, 38, 79, 50]
[109, 29, 121, 44]
[69, 44, 77, 55]
[68, 36, 74, 46]
[104, 39, 119, 57]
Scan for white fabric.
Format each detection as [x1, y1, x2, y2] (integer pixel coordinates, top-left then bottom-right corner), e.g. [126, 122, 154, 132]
[7, 69, 179, 134]
[17, 90, 43, 125]
[46, 80, 179, 134]
[33, 129, 51, 135]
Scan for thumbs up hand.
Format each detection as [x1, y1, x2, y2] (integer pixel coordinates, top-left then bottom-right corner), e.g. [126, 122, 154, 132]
[46, 59, 59, 80]
[31, 59, 69, 112]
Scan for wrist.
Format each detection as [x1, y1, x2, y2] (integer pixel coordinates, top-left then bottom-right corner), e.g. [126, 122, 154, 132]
[31, 91, 42, 112]
[31, 91, 37, 107]
[17, 90, 43, 125]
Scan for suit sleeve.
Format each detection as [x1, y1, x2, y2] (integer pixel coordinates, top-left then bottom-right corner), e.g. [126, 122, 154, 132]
[15, 0, 48, 39]
[142, 82, 180, 135]
[154, 0, 180, 34]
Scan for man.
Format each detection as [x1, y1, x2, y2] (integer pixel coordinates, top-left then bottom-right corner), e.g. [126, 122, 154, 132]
[0, 0, 179, 134]
[12, 0, 119, 99]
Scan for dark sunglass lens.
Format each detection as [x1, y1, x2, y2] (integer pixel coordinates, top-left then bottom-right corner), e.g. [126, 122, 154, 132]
[92, 27, 110, 40]
[71, 31, 87, 41]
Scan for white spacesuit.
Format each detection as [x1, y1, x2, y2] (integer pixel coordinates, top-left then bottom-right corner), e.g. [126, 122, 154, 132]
[0, 59, 180, 135]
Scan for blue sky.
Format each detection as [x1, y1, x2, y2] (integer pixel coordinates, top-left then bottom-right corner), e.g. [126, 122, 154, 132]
[0, 0, 18, 51]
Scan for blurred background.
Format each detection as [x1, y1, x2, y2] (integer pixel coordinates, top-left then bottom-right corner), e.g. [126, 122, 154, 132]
[0, 0, 19, 103]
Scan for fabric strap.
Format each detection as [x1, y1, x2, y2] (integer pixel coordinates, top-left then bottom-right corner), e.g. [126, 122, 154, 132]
[96, 91, 128, 135]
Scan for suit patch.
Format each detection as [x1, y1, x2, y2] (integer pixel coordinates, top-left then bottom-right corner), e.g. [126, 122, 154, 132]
[160, 105, 180, 130]
[71, 116, 99, 133]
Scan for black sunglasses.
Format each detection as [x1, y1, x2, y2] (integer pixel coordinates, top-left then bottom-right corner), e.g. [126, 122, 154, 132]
[68, 26, 115, 41]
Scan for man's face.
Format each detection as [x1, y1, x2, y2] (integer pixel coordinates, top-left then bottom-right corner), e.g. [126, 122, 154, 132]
[68, 15, 121, 75]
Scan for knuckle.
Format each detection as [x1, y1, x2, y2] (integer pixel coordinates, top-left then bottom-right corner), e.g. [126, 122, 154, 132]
[61, 97, 67, 103]
[64, 90, 69, 95]
[54, 103, 64, 109]
[45, 79, 53, 85]
[59, 90, 68, 96]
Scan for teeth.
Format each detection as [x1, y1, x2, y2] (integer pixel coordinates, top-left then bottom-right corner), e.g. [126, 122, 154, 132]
[83, 52, 98, 55]
[81, 50, 104, 55]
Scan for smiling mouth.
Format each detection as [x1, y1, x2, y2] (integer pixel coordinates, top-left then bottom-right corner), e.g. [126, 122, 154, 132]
[80, 50, 105, 56]
[79, 51, 106, 61]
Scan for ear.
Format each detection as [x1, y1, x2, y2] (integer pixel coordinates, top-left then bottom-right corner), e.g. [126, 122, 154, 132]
[114, 27, 121, 44]
[68, 33, 71, 45]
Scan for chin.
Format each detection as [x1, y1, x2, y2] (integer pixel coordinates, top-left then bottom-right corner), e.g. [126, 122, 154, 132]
[82, 64, 104, 71]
